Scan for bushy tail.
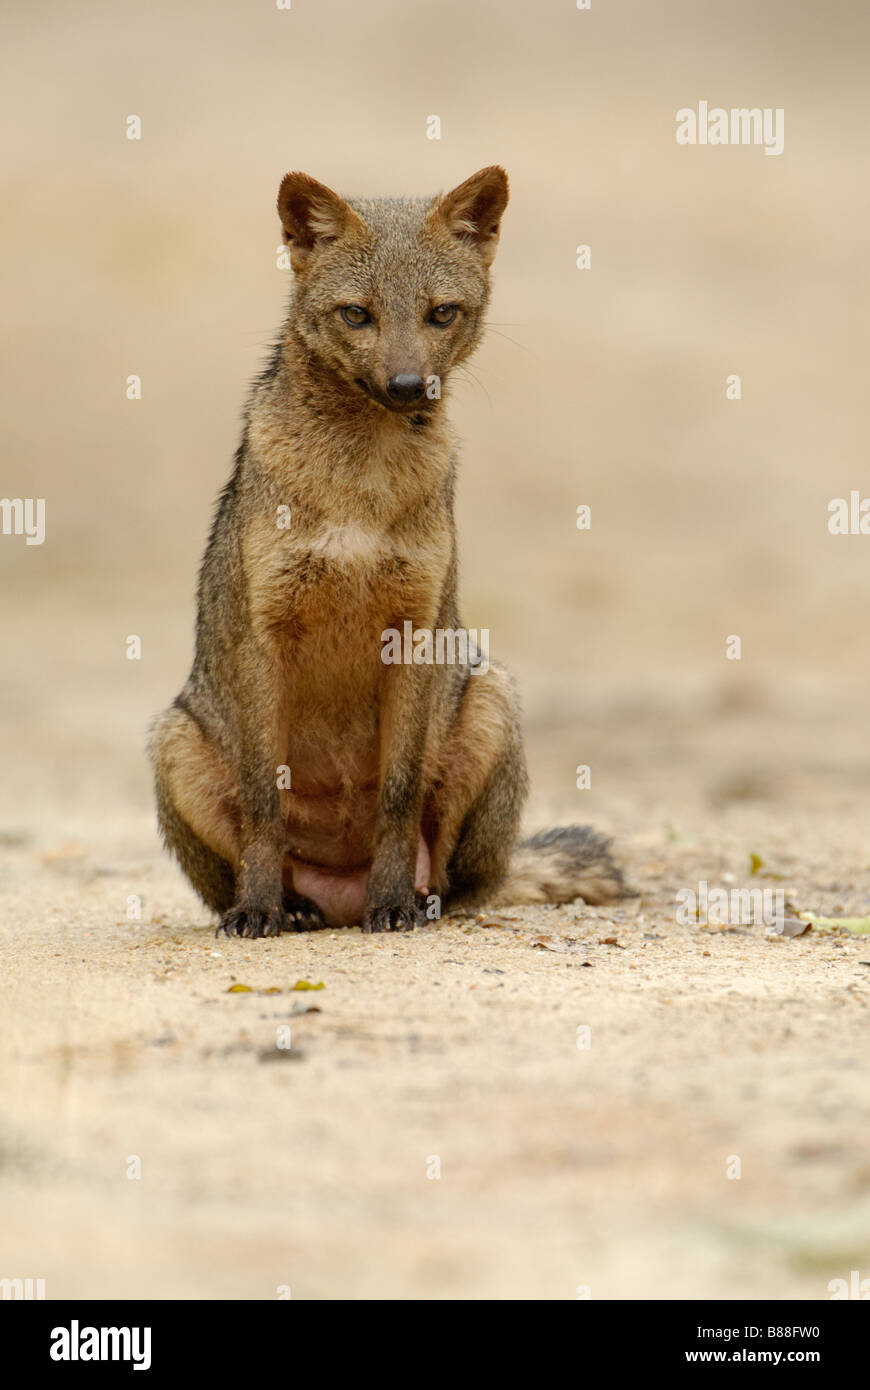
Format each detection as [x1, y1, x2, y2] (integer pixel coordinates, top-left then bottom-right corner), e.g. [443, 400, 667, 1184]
[489, 825, 630, 907]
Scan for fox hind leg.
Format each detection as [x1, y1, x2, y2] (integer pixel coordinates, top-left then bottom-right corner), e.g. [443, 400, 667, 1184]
[149, 703, 239, 915]
[150, 703, 327, 933]
[430, 664, 626, 911]
[428, 663, 529, 908]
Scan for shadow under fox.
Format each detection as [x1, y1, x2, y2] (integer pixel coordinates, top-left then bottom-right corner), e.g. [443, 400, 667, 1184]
[149, 165, 626, 937]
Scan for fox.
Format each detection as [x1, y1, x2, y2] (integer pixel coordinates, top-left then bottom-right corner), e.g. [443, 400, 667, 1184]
[148, 165, 627, 937]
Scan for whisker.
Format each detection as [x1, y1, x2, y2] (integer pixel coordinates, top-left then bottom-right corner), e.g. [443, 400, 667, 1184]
[453, 363, 492, 408]
[483, 323, 535, 356]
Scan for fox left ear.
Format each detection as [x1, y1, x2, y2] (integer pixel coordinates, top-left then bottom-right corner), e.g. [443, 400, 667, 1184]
[277, 172, 366, 273]
[429, 166, 509, 266]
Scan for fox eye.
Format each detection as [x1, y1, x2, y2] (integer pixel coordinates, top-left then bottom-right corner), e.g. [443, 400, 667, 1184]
[429, 303, 458, 326]
[340, 305, 371, 326]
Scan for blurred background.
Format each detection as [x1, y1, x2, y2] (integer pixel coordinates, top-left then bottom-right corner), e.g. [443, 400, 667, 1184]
[1, 0, 869, 1301]
[2, 0, 869, 834]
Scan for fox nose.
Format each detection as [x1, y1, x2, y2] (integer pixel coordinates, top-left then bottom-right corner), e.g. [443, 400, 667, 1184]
[386, 373, 425, 403]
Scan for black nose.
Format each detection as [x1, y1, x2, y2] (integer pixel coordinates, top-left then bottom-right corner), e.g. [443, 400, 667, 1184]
[386, 373, 425, 403]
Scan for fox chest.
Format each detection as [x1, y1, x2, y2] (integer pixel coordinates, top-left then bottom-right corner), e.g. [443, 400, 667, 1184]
[246, 521, 445, 644]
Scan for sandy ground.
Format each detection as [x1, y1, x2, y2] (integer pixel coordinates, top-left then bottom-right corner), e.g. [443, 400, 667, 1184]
[2, 0, 869, 1300]
[2, 676, 870, 1301]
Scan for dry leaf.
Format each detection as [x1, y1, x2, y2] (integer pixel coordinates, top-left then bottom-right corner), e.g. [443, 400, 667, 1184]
[258, 1047, 305, 1063]
[768, 917, 811, 938]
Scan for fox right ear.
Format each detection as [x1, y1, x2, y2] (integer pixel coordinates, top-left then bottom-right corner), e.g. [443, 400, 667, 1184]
[277, 173, 365, 272]
[430, 166, 510, 267]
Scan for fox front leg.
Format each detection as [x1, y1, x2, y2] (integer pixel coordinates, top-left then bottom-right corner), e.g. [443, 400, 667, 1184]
[364, 657, 434, 933]
[216, 645, 290, 940]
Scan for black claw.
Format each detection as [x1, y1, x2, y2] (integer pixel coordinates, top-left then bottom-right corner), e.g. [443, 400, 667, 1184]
[362, 901, 424, 935]
[216, 904, 285, 940]
[281, 893, 327, 932]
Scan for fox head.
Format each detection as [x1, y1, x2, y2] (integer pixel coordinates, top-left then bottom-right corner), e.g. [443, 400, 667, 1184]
[277, 166, 509, 413]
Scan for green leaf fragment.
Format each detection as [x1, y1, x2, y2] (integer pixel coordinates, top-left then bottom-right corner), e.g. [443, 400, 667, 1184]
[796, 913, 870, 935]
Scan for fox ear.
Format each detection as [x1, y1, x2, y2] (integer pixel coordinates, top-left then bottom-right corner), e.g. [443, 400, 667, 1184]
[277, 173, 365, 272]
[430, 166, 509, 266]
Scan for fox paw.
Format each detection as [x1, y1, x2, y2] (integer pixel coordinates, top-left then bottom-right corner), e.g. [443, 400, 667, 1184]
[216, 903, 286, 940]
[362, 899, 423, 934]
[282, 893, 327, 932]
